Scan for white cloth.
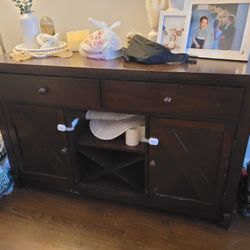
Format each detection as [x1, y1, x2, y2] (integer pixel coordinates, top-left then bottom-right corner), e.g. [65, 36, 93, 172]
[86, 111, 144, 140]
[36, 33, 61, 49]
[85, 111, 136, 121]
[90, 117, 145, 140]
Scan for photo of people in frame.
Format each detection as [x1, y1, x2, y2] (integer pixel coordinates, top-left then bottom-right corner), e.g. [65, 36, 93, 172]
[187, 3, 249, 51]
[158, 15, 186, 53]
[191, 16, 209, 49]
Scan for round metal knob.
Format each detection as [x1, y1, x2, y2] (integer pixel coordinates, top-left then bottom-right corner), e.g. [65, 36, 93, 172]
[60, 147, 68, 154]
[38, 87, 48, 95]
[163, 97, 172, 103]
[149, 160, 156, 167]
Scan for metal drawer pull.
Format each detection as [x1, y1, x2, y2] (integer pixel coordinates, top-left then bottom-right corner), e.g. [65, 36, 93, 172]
[163, 96, 172, 103]
[149, 160, 156, 167]
[141, 137, 159, 146]
[38, 87, 48, 94]
[60, 147, 68, 154]
[57, 117, 79, 132]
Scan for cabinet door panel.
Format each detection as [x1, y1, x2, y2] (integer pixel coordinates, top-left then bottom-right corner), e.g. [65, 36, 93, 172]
[149, 118, 234, 214]
[5, 104, 73, 189]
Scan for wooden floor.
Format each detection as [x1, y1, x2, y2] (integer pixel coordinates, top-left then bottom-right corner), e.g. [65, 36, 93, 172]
[0, 188, 250, 250]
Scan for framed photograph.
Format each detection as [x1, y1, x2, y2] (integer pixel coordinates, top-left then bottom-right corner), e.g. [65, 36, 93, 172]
[157, 11, 190, 53]
[185, 0, 250, 61]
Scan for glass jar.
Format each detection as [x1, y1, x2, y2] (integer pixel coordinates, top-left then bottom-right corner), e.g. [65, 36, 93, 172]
[40, 16, 55, 35]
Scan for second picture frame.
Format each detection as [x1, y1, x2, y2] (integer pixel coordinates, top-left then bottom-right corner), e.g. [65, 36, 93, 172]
[157, 11, 190, 54]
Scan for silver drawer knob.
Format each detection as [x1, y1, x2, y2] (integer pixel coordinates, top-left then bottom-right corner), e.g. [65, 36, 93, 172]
[149, 160, 156, 167]
[38, 87, 48, 94]
[163, 97, 172, 103]
[60, 147, 68, 154]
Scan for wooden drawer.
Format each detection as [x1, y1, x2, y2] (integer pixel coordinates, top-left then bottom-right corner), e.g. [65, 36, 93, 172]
[0, 74, 100, 108]
[102, 80, 243, 120]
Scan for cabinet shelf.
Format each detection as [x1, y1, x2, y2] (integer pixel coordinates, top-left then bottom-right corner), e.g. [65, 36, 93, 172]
[79, 175, 145, 196]
[76, 129, 145, 154]
[77, 147, 145, 193]
[77, 147, 144, 170]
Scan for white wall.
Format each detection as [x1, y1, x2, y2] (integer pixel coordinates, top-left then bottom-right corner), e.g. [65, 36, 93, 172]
[0, 0, 185, 52]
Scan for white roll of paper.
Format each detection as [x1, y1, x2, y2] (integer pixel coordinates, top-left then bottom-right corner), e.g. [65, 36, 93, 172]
[125, 127, 140, 146]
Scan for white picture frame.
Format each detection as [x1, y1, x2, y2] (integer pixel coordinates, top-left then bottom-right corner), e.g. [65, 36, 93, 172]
[157, 11, 190, 54]
[184, 0, 250, 61]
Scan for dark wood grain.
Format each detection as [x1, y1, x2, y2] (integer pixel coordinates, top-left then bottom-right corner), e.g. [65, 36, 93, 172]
[102, 80, 243, 121]
[76, 129, 145, 153]
[1, 188, 250, 250]
[222, 86, 250, 220]
[149, 118, 236, 220]
[0, 73, 100, 109]
[1, 53, 250, 227]
[0, 53, 250, 87]
[0, 52, 250, 75]
[3, 104, 73, 191]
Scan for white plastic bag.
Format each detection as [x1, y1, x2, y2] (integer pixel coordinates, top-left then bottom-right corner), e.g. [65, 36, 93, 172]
[79, 18, 122, 60]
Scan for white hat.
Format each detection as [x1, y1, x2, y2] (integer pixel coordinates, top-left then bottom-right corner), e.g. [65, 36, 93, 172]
[90, 117, 144, 140]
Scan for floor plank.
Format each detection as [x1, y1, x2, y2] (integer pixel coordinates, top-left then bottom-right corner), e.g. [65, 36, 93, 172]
[0, 188, 250, 250]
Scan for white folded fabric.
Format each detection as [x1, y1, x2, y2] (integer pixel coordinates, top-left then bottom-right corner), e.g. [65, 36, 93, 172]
[89, 116, 145, 140]
[85, 110, 137, 121]
[36, 33, 61, 49]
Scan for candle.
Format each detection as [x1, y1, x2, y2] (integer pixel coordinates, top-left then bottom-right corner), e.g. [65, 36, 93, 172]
[66, 30, 89, 51]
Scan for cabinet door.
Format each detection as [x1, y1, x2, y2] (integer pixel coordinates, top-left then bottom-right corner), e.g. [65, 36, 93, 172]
[4, 104, 73, 190]
[149, 118, 235, 219]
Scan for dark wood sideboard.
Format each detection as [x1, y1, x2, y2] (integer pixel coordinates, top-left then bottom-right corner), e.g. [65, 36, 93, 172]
[1, 53, 250, 228]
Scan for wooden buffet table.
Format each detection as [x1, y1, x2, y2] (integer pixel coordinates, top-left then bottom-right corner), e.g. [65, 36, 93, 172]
[0, 53, 250, 228]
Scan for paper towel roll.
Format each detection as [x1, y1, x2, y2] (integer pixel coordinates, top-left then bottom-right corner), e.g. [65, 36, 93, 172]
[125, 127, 140, 146]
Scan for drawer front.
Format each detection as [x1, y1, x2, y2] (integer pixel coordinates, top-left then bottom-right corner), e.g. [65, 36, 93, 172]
[0, 74, 100, 108]
[102, 80, 243, 120]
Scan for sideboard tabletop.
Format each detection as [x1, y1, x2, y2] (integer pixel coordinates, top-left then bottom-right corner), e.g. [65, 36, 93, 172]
[0, 53, 250, 82]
